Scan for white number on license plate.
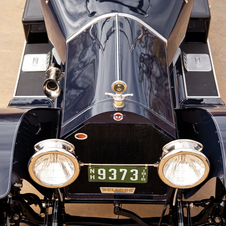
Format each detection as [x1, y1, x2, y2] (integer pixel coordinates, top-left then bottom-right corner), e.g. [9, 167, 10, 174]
[88, 166, 148, 183]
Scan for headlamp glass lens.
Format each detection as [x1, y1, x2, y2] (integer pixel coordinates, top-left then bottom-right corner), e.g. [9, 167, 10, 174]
[33, 153, 75, 187]
[163, 154, 205, 187]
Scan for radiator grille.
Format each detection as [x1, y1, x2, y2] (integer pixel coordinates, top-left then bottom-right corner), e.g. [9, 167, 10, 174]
[66, 124, 171, 195]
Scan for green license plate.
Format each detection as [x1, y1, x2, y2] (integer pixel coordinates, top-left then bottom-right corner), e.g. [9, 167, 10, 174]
[88, 165, 148, 183]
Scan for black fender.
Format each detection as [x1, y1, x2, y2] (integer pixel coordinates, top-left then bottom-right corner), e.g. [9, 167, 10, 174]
[176, 106, 226, 198]
[0, 108, 26, 199]
[0, 108, 61, 199]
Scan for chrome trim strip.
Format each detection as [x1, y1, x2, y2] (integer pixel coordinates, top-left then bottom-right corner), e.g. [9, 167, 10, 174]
[66, 13, 167, 44]
[173, 48, 181, 66]
[165, 47, 176, 125]
[181, 54, 189, 97]
[116, 14, 120, 81]
[80, 163, 158, 167]
[62, 98, 176, 128]
[13, 41, 26, 97]
[184, 96, 221, 99]
[118, 13, 167, 42]
[13, 95, 46, 98]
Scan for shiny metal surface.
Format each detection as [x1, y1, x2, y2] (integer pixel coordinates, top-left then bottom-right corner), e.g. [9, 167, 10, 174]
[43, 66, 64, 99]
[111, 80, 127, 93]
[158, 139, 210, 189]
[80, 163, 158, 167]
[66, 13, 167, 44]
[105, 81, 133, 108]
[62, 16, 174, 136]
[162, 139, 203, 155]
[42, 0, 187, 39]
[183, 53, 212, 72]
[34, 139, 75, 155]
[28, 139, 80, 188]
[40, 0, 192, 64]
[105, 92, 133, 108]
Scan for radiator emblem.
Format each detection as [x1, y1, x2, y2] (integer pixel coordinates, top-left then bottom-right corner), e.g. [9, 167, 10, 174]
[100, 187, 135, 194]
[112, 112, 124, 121]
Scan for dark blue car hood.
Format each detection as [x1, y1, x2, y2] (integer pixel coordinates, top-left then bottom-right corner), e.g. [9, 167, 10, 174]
[40, 0, 194, 64]
[60, 15, 176, 137]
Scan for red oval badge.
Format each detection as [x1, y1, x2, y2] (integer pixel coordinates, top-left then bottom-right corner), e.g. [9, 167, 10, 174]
[113, 112, 124, 121]
[74, 133, 88, 140]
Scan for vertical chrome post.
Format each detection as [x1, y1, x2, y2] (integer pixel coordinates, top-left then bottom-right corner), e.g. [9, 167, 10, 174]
[115, 14, 120, 81]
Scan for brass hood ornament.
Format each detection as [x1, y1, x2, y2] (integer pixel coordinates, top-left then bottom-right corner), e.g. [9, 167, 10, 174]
[105, 81, 133, 108]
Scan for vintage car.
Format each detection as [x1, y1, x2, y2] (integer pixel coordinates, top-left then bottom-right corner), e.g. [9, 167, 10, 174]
[0, 0, 226, 225]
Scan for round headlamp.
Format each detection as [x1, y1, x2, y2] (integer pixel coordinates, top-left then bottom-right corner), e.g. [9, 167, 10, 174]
[158, 139, 210, 189]
[28, 139, 80, 188]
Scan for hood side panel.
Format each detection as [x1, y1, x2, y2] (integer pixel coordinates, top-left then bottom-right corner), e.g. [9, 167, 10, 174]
[63, 17, 117, 124]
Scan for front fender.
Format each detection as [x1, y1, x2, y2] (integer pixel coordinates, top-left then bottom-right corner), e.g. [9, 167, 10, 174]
[0, 108, 26, 199]
[176, 106, 226, 198]
[0, 108, 61, 199]
[208, 107, 226, 186]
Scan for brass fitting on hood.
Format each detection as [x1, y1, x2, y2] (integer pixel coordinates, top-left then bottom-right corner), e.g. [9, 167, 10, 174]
[105, 80, 133, 108]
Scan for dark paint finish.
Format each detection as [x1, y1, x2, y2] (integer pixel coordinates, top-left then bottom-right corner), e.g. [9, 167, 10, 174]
[8, 98, 54, 109]
[208, 107, 226, 187]
[176, 107, 225, 198]
[40, 0, 194, 64]
[42, 0, 186, 39]
[0, 108, 60, 199]
[119, 17, 173, 121]
[63, 17, 117, 125]
[65, 123, 170, 197]
[12, 108, 61, 198]
[0, 108, 26, 198]
[62, 17, 175, 137]
[61, 103, 176, 139]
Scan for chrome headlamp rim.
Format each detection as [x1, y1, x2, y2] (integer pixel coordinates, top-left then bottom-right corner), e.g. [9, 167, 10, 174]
[158, 139, 210, 189]
[162, 139, 203, 154]
[28, 139, 80, 188]
[34, 139, 75, 155]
